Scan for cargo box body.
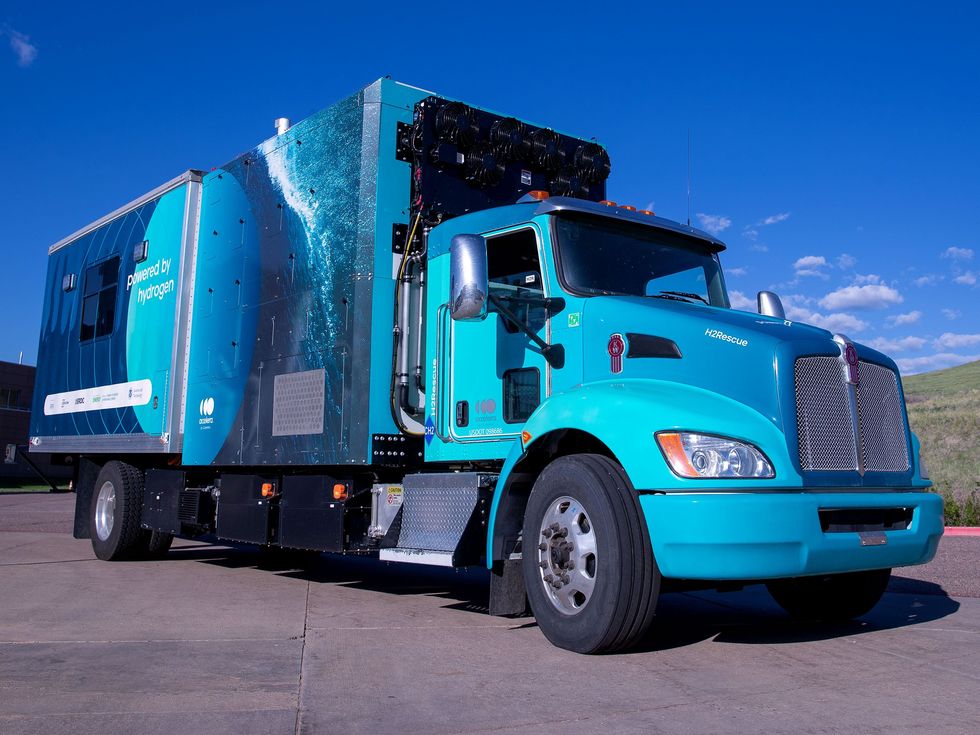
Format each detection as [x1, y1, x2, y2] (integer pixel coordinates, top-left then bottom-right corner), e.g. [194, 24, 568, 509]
[31, 79, 431, 465]
[30, 172, 201, 454]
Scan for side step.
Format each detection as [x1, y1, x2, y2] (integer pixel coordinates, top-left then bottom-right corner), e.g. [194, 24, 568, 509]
[378, 472, 494, 567]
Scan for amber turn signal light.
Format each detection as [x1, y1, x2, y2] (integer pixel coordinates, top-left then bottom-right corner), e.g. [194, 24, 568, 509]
[333, 483, 348, 501]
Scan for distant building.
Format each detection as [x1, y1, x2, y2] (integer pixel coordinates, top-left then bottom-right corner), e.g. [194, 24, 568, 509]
[0, 361, 70, 484]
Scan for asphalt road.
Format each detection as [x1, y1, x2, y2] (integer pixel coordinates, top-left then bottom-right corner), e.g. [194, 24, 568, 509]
[1, 492, 977, 735]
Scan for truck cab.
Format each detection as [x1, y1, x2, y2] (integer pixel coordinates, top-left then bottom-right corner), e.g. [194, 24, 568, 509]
[422, 194, 941, 652]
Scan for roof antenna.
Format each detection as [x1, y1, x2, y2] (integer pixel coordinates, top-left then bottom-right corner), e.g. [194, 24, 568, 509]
[686, 128, 692, 226]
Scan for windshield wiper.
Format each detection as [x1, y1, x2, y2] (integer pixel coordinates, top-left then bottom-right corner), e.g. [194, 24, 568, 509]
[657, 290, 709, 305]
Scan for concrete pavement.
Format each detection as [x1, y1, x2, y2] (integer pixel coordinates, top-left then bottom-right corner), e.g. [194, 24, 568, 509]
[1, 492, 977, 734]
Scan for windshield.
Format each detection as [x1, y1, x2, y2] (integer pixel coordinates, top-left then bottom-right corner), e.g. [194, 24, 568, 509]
[553, 214, 730, 307]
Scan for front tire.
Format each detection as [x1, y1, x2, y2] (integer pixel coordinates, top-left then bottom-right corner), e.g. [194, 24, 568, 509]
[522, 454, 660, 654]
[766, 568, 891, 621]
[90, 461, 150, 561]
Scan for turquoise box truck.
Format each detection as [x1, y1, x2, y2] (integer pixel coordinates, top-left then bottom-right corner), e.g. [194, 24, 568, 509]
[30, 79, 942, 653]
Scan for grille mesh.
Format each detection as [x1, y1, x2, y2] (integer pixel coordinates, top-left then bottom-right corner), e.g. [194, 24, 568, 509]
[857, 362, 910, 472]
[795, 357, 909, 472]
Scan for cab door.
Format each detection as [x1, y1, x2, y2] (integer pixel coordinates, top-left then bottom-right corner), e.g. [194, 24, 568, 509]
[447, 225, 550, 446]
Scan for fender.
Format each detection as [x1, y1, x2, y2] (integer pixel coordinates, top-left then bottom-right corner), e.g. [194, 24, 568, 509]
[486, 378, 796, 566]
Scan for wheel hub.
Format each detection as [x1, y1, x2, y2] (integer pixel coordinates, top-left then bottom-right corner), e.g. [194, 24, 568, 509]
[94, 481, 116, 541]
[536, 496, 597, 615]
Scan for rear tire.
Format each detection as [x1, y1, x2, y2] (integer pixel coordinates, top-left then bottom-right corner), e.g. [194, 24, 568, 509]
[90, 461, 150, 561]
[522, 454, 660, 654]
[766, 568, 891, 621]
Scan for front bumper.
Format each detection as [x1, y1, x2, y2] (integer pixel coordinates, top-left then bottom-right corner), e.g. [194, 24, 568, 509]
[639, 491, 943, 580]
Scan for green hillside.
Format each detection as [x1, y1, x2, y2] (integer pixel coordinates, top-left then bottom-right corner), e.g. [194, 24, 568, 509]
[903, 359, 980, 525]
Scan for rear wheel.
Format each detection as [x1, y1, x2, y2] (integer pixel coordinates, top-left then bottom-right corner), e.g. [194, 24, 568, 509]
[522, 454, 660, 654]
[766, 568, 891, 621]
[90, 461, 150, 561]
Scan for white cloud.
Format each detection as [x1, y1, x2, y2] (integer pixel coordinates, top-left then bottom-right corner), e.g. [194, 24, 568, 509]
[896, 353, 980, 375]
[836, 254, 856, 270]
[942, 246, 974, 261]
[743, 228, 759, 241]
[727, 267, 747, 277]
[4, 28, 37, 67]
[852, 273, 883, 285]
[749, 243, 768, 252]
[941, 308, 960, 320]
[793, 255, 830, 279]
[867, 336, 927, 353]
[783, 297, 868, 333]
[886, 310, 922, 327]
[696, 213, 732, 235]
[953, 271, 977, 285]
[819, 283, 903, 310]
[934, 333, 980, 349]
[914, 274, 942, 287]
[758, 212, 790, 226]
[728, 290, 756, 311]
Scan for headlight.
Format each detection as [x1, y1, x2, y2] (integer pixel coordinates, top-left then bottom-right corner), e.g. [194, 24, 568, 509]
[656, 432, 774, 479]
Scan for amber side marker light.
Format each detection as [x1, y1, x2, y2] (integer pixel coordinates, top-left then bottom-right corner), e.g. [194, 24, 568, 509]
[333, 483, 349, 501]
[655, 432, 699, 478]
[261, 482, 277, 498]
[527, 190, 550, 200]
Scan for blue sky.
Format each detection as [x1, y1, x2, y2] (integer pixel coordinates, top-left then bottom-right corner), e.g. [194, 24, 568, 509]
[1, 1, 977, 374]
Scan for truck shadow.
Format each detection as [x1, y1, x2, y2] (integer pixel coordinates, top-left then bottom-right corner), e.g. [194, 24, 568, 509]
[176, 544, 960, 652]
[631, 576, 960, 653]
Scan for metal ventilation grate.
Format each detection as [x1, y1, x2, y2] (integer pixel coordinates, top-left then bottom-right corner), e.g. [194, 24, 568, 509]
[795, 357, 909, 473]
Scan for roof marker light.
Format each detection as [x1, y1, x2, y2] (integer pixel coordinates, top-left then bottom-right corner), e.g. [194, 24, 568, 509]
[599, 200, 617, 207]
[527, 190, 550, 201]
[639, 209, 656, 216]
[619, 205, 637, 211]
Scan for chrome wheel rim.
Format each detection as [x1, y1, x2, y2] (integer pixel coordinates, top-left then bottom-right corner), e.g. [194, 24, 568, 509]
[536, 495, 597, 615]
[94, 481, 116, 541]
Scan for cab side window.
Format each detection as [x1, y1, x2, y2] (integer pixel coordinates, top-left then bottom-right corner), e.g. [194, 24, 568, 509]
[487, 229, 543, 293]
[486, 229, 545, 333]
[80, 257, 120, 341]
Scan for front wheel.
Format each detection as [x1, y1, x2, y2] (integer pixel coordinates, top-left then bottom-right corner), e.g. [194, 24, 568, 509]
[766, 568, 892, 621]
[522, 454, 660, 654]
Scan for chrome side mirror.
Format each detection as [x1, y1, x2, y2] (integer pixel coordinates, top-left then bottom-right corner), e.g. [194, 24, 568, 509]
[757, 291, 785, 319]
[449, 234, 489, 321]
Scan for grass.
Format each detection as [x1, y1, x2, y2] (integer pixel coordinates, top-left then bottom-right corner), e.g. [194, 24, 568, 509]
[904, 359, 980, 525]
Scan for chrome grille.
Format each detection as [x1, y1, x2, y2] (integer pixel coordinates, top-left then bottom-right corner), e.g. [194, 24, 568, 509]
[856, 362, 910, 472]
[794, 357, 909, 473]
[795, 357, 858, 471]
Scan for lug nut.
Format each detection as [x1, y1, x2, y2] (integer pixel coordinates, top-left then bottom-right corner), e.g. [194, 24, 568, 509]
[561, 574, 570, 584]
[539, 560, 548, 569]
[543, 574, 553, 582]
[538, 542, 548, 551]
[542, 528, 553, 538]
[564, 561, 575, 570]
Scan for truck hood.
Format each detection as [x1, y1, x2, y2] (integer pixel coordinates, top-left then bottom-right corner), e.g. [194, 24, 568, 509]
[578, 295, 897, 434]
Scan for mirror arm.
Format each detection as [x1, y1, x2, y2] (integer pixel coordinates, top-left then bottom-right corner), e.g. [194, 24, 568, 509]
[488, 294, 564, 368]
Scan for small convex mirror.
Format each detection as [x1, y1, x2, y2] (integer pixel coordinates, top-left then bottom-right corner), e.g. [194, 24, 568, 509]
[62, 273, 76, 292]
[449, 234, 489, 321]
[757, 290, 785, 319]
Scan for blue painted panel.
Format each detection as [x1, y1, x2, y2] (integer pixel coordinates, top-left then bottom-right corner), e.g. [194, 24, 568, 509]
[31, 184, 187, 442]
